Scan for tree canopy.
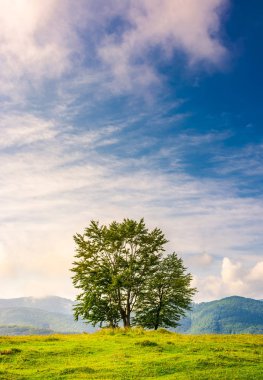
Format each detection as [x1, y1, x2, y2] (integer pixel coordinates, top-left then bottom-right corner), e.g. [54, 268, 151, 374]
[71, 218, 196, 329]
[133, 253, 195, 329]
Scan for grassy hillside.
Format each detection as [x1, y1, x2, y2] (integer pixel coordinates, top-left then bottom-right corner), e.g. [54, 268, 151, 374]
[176, 296, 263, 334]
[0, 329, 262, 379]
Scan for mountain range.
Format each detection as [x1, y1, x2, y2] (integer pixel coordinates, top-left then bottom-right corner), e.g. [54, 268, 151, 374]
[176, 296, 263, 334]
[0, 296, 93, 335]
[0, 295, 262, 335]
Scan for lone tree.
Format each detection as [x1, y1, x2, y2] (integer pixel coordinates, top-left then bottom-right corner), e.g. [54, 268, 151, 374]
[71, 218, 196, 329]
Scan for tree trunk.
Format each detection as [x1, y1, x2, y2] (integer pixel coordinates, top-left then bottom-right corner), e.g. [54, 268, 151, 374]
[154, 316, 159, 330]
[122, 314, 131, 327]
[126, 312, 130, 327]
[154, 294, 163, 330]
[120, 308, 128, 327]
[126, 290, 131, 327]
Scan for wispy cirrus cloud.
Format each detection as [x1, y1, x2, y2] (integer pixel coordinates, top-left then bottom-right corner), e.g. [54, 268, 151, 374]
[0, 0, 81, 100]
[214, 143, 263, 177]
[98, 0, 228, 90]
[1, 0, 262, 303]
[0, 114, 57, 147]
[0, 109, 262, 299]
[99, 0, 227, 86]
[0, 0, 228, 99]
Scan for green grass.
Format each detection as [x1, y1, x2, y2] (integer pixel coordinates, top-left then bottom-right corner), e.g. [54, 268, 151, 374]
[0, 329, 262, 379]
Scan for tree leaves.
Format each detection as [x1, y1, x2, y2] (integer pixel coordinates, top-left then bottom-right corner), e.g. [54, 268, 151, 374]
[71, 218, 196, 329]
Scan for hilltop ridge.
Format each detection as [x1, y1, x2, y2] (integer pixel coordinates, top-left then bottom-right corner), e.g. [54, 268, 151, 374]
[0, 295, 262, 335]
[176, 296, 263, 334]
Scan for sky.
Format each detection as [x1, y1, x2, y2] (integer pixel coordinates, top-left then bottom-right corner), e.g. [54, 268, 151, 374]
[0, 0, 262, 302]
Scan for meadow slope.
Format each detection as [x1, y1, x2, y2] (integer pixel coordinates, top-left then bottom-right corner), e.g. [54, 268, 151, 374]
[0, 329, 262, 379]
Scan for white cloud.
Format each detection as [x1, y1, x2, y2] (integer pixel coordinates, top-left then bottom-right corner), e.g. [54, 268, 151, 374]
[247, 261, 263, 282]
[98, 0, 228, 90]
[0, 107, 262, 300]
[0, 114, 56, 147]
[194, 257, 263, 302]
[0, 0, 85, 99]
[196, 252, 214, 266]
[0, 112, 262, 300]
[0, 241, 13, 278]
[221, 257, 245, 293]
[0, 0, 228, 98]
[1, 0, 262, 303]
[221, 257, 242, 283]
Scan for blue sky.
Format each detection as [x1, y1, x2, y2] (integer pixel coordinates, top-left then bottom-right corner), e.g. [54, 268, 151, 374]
[0, 0, 262, 301]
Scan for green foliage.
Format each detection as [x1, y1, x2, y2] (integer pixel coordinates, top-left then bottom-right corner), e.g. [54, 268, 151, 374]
[0, 332, 262, 379]
[134, 253, 196, 329]
[72, 218, 196, 329]
[135, 339, 159, 347]
[71, 218, 169, 328]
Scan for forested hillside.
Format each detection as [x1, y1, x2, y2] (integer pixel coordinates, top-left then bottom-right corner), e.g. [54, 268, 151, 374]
[176, 296, 263, 334]
[0, 296, 262, 335]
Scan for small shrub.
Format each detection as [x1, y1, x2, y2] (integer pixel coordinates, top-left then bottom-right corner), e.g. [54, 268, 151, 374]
[132, 327, 145, 335]
[0, 348, 22, 355]
[98, 328, 118, 335]
[135, 340, 158, 347]
[44, 337, 60, 342]
[157, 328, 172, 334]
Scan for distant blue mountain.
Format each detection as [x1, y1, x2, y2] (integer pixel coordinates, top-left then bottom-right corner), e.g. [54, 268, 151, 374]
[0, 296, 73, 315]
[0, 295, 262, 335]
[176, 296, 263, 334]
[0, 296, 93, 335]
